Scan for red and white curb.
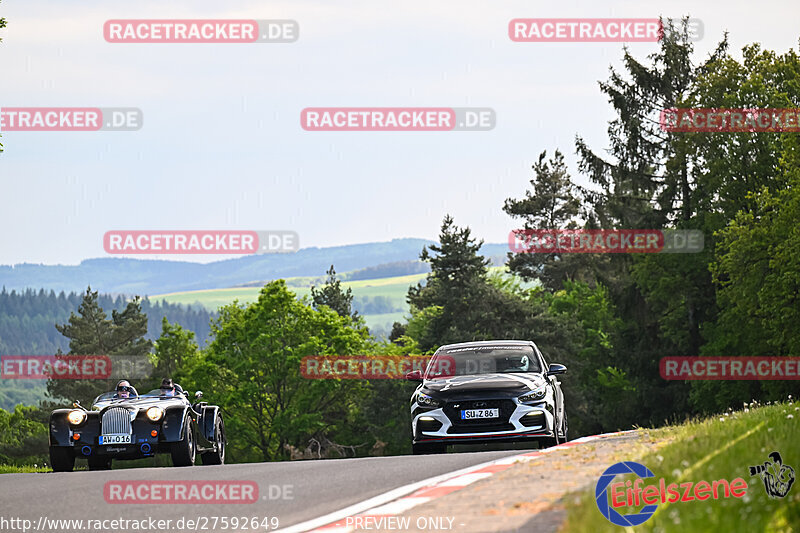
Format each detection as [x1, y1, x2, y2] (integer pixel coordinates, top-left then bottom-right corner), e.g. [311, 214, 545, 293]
[278, 430, 636, 533]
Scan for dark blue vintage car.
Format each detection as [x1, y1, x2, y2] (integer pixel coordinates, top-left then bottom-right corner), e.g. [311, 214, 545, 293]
[49, 385, 225, 471]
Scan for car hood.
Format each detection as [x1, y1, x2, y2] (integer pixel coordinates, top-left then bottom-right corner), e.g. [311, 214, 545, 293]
[421, 373, 546, 398]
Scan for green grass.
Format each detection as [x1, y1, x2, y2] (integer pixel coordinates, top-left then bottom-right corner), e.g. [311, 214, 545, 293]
[151, 267, 533, 336]
[151, 272, 428, 313]
[0, 464, 50, 474]
[561, 400, 800, 533]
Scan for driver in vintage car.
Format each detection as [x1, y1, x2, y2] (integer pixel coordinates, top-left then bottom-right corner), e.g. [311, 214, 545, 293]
[48, 376, 226, 471]
[113, 379, 138, 399]
[159, 378, 185, 397]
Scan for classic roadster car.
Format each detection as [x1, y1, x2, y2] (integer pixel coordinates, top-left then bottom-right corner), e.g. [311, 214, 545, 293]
[48, 382, 226, 471]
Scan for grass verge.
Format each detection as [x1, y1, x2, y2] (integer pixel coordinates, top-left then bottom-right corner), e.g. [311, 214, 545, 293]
[560, 399, 800, 532]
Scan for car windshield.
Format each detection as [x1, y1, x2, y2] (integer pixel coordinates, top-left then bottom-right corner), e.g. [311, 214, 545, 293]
[144, 389, 182, 397]
[93, 390, 140, 403]
[425, 346, 541, 378]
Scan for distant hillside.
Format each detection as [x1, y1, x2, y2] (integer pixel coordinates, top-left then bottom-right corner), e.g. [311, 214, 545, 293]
[0, 239, 510, 296]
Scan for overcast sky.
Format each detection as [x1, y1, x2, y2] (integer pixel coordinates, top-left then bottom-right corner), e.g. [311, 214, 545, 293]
[1, 0, 798, 265]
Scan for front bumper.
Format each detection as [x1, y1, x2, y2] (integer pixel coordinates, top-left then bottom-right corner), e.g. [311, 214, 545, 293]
[412, 399, 556, 444]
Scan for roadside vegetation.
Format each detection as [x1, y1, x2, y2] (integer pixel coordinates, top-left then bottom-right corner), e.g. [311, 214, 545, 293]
[561, 399, 800, 532]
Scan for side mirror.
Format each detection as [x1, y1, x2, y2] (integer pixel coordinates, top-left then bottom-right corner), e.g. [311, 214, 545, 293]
[195, 391, 203, 400]
[546, 363, 567, 376]
[405, 370, 423, 382]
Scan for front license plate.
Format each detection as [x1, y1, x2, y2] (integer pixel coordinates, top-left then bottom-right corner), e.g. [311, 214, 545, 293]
[99, 434, 131, 445]
[460, 408, 500, 420]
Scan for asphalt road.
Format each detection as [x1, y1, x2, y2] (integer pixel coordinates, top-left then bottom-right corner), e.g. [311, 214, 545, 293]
[0, 449, 526, 532]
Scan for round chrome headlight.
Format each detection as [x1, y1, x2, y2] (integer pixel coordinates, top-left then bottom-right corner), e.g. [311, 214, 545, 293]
[146, 406, 164, 422]
[67, 409, 87, 425]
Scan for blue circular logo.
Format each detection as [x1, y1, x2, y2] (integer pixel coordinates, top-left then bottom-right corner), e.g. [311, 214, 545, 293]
[595, 461, 658, 526]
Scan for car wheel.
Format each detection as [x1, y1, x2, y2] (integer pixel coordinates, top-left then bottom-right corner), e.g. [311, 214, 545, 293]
[171, 416, 196, 467]
[200, 416, 225, 465]
[412, 442, 447, 455]
[88, 456, 112, 470]
[560, 412, 569, 442]
[539, 415, 562, 448]
[49, 446, 74, 472]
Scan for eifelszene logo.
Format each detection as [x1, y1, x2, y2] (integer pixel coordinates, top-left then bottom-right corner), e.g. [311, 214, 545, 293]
[749, 451, 795, 498]
[595, 461, 748, 526]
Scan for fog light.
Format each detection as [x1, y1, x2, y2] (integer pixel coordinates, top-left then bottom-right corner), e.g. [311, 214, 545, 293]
[417, 416, 443, 432]
[72, 433, 80, 441]
[151, 430, 158, 437]
[521, 412, 545, 427]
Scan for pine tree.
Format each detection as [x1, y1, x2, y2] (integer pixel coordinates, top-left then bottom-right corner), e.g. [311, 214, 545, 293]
[311, 265, 357, 320]
[47, 287, 152, 405]
[504, 150, 585, 289]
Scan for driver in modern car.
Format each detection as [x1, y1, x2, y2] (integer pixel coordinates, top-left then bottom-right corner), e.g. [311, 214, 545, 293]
[113, 379, 139, 399]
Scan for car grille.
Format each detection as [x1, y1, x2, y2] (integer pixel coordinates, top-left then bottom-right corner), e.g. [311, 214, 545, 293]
[448, 423, 515, 434]
[444, 399, 517, 434]
[102, 407, 133, 434]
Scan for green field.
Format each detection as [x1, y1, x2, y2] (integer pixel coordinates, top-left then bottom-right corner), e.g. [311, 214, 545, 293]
[151, 272, 427, 334]
[151, 268, 532, 335]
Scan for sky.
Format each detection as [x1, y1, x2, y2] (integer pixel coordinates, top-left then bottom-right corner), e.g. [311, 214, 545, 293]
[0, 0, 798, 265]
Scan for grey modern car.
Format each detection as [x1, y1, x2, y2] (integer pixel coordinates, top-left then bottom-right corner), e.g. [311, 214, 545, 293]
[406, 340, 568, 454]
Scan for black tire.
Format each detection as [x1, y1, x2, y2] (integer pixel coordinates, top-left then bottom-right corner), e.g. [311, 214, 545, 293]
[49, 447, 74, 472]
[200, 416, 225, 465]
[539, 415, 562, 448]
[560, 412, 569, 442]
[88, 455, 112, 470]
[412, 442, 447, 455]
[171, 415, 196, 467]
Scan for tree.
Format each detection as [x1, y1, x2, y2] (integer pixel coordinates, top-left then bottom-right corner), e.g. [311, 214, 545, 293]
[190, 280, 370, 462]
[504, 150, 585, 289]
[407, 215, 493, 350]
[47, 287, 152, 405]
[576, 18, 720, 229]
[691, 138, 800, 411]
[311, 265, 357, 320]
[152, 317, 199, 383]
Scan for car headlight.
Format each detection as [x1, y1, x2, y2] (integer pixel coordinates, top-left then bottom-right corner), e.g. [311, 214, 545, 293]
[416, 392, 441, 408]
[146, 406, 165, 422]
[67, 409, 87, 425]
[519, 386, 547, 404]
